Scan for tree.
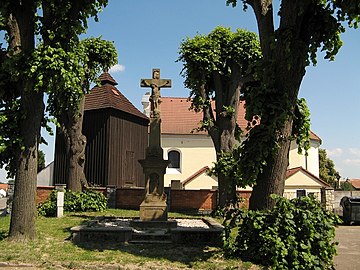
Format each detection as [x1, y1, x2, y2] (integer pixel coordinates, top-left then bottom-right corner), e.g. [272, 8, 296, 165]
[178, 26, 261, 207]
[340, 180, 354, 191]
[37, 150, 46, 173]
[0, 0, 110, 241]
[227, 0, 360, 210]
[319, 148, 340, 188]
[44, 38, 117, 192]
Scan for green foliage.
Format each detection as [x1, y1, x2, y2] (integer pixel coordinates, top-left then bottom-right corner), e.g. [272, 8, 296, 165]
[220, 195, 341, 269]
[37, 189, 107, 217]
[0, 0, 113, 178]
[340, 181, 355, 191]
[37, 150, 46, 172]
[179, 26, 261, 105]
[293, 98, 311, 155]
[27, 37, 117, 120]
[319, 148, 341, 188]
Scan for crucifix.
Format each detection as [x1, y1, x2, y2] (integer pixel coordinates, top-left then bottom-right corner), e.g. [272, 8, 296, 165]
[140, 68, 171, 158]
[138, 68, 172, 221]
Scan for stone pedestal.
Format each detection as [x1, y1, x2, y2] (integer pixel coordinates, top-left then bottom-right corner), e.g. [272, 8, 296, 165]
[138, 158, 169, 221]
[140, 196, 168, 221]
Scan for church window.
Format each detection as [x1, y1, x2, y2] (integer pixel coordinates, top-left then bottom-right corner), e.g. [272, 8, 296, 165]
[296, 189, 306, 198]
[168, 150, 180, 169]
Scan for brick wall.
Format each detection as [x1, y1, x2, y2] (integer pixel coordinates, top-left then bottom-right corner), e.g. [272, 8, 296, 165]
[115, 188, 252, 211]
[35, 185, 253, 211]
[170, 190, 217, 211]
[116, 188, 145, 209]
[37, 186, 55, 204]
[238, 190, 251, 208]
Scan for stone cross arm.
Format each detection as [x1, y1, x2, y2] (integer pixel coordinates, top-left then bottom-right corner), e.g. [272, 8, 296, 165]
[140, 68, 171, 90]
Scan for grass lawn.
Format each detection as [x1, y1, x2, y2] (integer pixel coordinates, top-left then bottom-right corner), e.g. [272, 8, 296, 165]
[0, 209, 260, 270]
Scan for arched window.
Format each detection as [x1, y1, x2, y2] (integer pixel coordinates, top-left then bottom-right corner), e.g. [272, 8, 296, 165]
[168, 150, 180, 169]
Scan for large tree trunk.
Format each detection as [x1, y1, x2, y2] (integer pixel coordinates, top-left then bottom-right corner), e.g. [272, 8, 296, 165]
[61, 96, 88, 192]
[247, 0, 311, 210]
[212, 71, 242, 207]
[249, 120, 292, 210]
[8, 1, 41, 241]
[216, 118, 238, 207]
[10, 91, 44, 241]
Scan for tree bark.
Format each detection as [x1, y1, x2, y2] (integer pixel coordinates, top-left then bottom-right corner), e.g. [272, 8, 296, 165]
[248, 1, 312, 210]
[249, 119, 292, 210]
[211, 70, 242, 207]
[10, 91, 44, 241]
[7, 1, 42, 241]
[60, 96, 88, 192]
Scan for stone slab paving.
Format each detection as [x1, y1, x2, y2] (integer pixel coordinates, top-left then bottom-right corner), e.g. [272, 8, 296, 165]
[334, 225, 360, 270]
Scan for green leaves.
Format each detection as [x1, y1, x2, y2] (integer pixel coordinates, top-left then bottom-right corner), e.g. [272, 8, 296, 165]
[37, 189, 108, 217]
[293, 98, 311, 155]
[221, 195, 341, 269]
[319, 148, 341, 187]
[178, 26, 261, 98]
[28, 37, 118, 120]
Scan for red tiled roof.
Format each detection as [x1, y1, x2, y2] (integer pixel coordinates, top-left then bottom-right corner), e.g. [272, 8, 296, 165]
[160, 97, 248, 135]
[350, 179, 360, 189]
[85, 72, 148, 121]
[160, 97, 321, 142]
[286, 166, 331, 187]
[309, 131, 321, 143]
[0, 183, 9, 191]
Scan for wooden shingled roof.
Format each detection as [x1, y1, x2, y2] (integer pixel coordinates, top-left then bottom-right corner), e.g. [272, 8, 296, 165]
[85, 72, 148, 120]
[160, 97, 321, 142]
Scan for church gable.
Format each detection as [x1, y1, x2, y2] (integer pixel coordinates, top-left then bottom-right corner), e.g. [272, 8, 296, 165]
[286, 167, 330, 188]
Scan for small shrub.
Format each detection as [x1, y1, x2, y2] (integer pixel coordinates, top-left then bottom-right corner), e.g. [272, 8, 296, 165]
[221, 195, 341, 269]
[38, 189, 107, 217]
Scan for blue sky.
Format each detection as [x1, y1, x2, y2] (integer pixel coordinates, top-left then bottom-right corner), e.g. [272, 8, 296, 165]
[1, 1, 360, 181]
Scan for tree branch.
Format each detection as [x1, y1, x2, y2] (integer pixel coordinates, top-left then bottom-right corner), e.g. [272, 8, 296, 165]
[249, 0, 275, 58]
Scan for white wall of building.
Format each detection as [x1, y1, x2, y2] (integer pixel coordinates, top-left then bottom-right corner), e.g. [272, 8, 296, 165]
[288, 140, 320, 177]
[162, 134, 321, 190]
[37, 162, 54, 186]
[162, 134, 216, 188]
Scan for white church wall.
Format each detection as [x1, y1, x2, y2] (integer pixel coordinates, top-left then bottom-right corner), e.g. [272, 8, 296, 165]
[288, 140, 320, 177]
[162, 134, 216, 188]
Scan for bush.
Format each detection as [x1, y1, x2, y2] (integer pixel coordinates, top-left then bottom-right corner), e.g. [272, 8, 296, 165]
[221, 195, 341, 269]
[38, 189, 107, 217]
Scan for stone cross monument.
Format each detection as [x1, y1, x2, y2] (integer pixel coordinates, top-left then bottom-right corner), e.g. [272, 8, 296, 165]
[139, 68, 171, 221]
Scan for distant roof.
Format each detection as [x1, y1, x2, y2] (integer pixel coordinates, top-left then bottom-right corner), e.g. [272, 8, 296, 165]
[85, 72, 148, 121]
[286, 166, 331, 187]
[350, 179, 360, 189]
[160, 97, 321, 142]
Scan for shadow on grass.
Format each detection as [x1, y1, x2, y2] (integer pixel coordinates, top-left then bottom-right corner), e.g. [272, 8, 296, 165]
[75, 240, 218, 267]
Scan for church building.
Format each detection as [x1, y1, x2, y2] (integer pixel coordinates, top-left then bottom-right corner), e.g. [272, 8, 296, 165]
[141, 95, 331, 200]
